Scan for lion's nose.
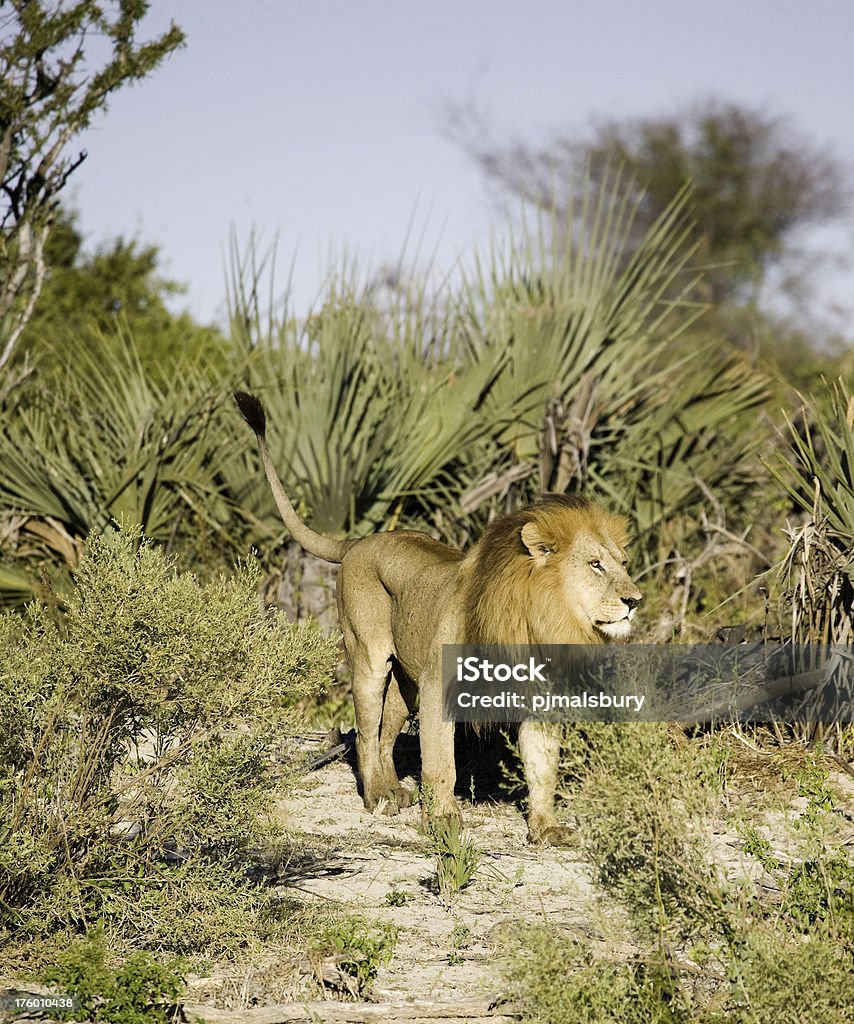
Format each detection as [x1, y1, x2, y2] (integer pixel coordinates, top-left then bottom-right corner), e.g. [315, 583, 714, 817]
[622, 596, 641, 611]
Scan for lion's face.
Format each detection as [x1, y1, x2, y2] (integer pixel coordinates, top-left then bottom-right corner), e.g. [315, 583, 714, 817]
[558, 528, 642, 639]
[518, 504, 642, 643]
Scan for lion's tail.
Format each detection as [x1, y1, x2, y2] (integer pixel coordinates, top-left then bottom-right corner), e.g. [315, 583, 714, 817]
[234, 391, 350, 564]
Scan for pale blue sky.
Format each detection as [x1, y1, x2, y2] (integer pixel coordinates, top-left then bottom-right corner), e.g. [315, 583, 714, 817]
[69, 0, 854, 330]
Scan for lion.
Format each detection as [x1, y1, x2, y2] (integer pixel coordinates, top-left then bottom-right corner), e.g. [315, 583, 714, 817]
[235, 391, 642, 843]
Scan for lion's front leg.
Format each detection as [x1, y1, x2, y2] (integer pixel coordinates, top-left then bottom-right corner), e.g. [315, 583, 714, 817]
[519, 720, 571, 846]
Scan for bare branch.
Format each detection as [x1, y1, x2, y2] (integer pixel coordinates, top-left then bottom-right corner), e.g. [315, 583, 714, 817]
[0, 1, 185, 377]
[0, 216, 49, 373]
[0, 354, 33, 403]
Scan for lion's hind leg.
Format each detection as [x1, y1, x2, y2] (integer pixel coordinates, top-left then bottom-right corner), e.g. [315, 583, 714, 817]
[347, 644, 396, 813]
[417, 651, 461, 826]
[377, 665, 416, 812]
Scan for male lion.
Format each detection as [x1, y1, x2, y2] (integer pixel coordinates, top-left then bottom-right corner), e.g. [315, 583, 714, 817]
[235, 392, 642, 843]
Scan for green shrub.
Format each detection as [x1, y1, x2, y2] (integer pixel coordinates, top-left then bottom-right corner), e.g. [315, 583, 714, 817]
[715, 927, 854, 1024]
[447, 920, 471, 965]
[742, 756, 854, 942]
[562, 724, 727, 942]
[0, 526, 338, 961]
[505, 922, 854, 1024]
[505, 926, 690, 1024]
[504, 731, 854, 1023]
[42, 930, 183, 1024]
[384, 889, 412, 907]
[313, 915, 397, 995]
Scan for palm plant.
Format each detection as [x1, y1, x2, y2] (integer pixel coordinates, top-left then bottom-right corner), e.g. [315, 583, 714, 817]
[1, 173, 771, 632]
[772, 379, 854, 647]
[0, 334, 237, 605]
[225, 251, 507, 540]
[222, 244, 511, 622]
[461, 173, 705, 461]
[459, 170, 768, 567]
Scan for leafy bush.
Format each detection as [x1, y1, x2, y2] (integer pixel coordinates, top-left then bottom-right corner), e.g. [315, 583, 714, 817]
[0, 526, 338, 960]
[312, 915, 397, 995]
[505, 922, 854, 1024]
[505, 926, 689, 1024]
[505, 730, 854, 1023]
[42, 930, 183, 1024]
[384, 890, 412, 907]
[716, 927, 854, 1024]
[742, 756, 854, 940]
[562, 724, 727, 942]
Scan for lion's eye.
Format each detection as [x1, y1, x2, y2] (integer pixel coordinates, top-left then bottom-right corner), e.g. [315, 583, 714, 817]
[590, 560, 604, 574]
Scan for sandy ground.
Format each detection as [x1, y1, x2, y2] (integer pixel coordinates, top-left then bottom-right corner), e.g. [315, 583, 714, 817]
[182, 731, 854, 1015]
[184, 732, 637, 1011]
[7, 733, 853, 1021]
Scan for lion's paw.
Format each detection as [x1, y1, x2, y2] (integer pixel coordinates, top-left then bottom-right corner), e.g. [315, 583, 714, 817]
[527, 822, 576, 847]
[382, 786, 415, 814]
[368, 786, 415, 816]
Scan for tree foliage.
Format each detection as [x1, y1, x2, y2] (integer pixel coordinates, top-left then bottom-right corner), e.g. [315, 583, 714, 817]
[0, 0, 185, 390]
[23, 208, 227, 381]
[448, 99, 849, 309]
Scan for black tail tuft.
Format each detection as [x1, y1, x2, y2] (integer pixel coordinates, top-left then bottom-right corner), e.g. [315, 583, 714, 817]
[234, 391, 267, 437]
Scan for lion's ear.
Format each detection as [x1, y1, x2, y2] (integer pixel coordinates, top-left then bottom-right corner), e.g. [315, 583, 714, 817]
[521, 522, 555, 564]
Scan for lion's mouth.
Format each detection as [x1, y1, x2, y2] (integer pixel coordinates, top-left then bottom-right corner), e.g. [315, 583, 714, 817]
[594, 615, 634, 638]
[595, 609, 635, 627]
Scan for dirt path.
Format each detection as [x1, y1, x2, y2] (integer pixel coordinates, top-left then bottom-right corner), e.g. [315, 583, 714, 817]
[182, 735, 854, 1019]
[263, 738, 626, 1005]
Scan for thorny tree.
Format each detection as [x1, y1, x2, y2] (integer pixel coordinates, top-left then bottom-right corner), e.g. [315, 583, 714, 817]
[0, 0, 184, 396]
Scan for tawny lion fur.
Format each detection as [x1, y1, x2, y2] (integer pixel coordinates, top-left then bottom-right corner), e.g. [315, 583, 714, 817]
[235, 391, 642, 843]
